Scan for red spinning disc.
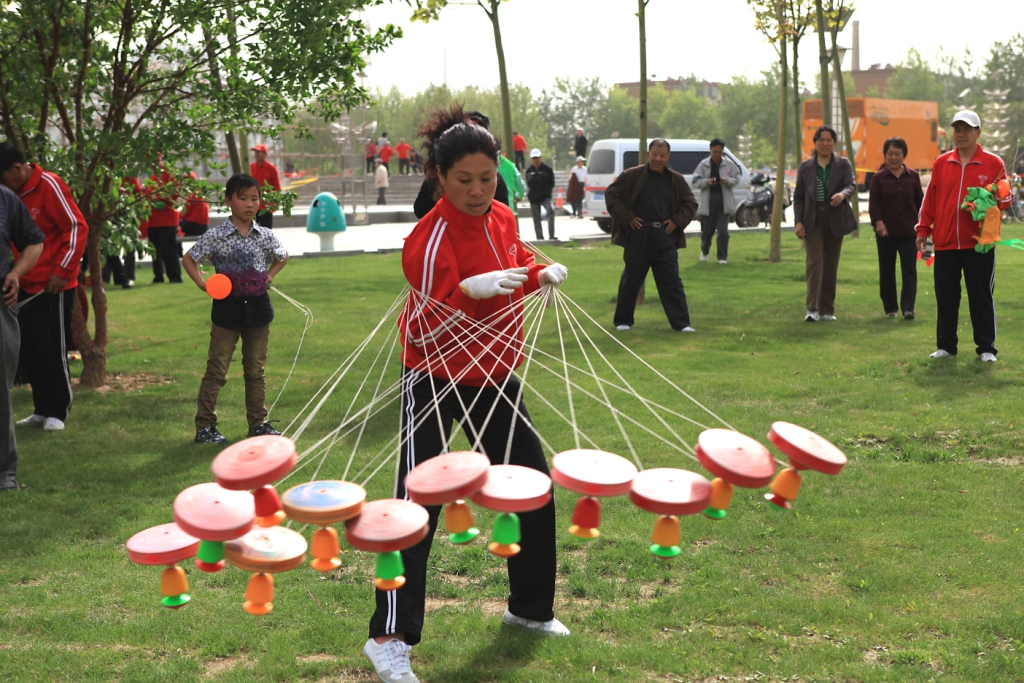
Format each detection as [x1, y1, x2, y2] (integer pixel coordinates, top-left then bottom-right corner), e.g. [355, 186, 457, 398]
[344, 499, 430, 553]
[211, 435, 297, 490]
[225, 526, 308, 573]
[629, 468, 712, 516]
[551, 449, 638, 497]
[173, 482, 256, 541]
[768, 422, 848, 475]
[206, 273, 232, 300]
[470, 464, 552, 513]
[695, 429, 776, 489]
[405, 451, 490, 506]
[126, 523, 200, 566]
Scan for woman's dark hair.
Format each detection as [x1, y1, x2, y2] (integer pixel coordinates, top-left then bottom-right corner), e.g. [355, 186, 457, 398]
[0, 142, 26, 174]
[419, 104, 501, 178]
[709, 138, 725, 150]
[883, 136, 908, 156]
[225, 173, 260, 199]
[813, 125, 838, 143]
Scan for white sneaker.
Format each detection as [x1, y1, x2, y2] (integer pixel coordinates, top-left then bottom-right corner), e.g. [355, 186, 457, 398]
[718, 260, 727, 264]
[16, 414, 46, 427]
[804, 311, 819, 322]
[43, 418, 65, 431]
[502, 608, 571, 637]
[699, 253, 708, 262]
[979, 352, 998, 363]
[821, 314, 837, 321]
[615, 324, 630, 331]
[679, 326, 696, 333]
[363, 638, 419, 683]
[929, 349, 956, 359]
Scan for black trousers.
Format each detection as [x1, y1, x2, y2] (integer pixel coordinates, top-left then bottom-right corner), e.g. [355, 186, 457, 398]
[368, 368, 556, 647]
[0, 303, 19, 487]
[366, 157, 375, 173]
[17, 289, 74, 422]
[614, 223, 690, 330]
[530, 199, 555, 240]
[876, 235, 918, 314]
[148, 226, 182, 282]
[399, 158, 410, 175]
[255, 212, 274, 229]
[377, 188, 387, 205]
[514, 151, 524, 170]
[933, 248, 996, 357]
[699, 194, 729, 261]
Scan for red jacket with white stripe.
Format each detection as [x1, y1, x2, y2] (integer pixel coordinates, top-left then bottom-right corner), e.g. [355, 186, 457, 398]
[15, 164, 88, 293]
[916, 145, 1011, 251]
[400, 195, 546, 386]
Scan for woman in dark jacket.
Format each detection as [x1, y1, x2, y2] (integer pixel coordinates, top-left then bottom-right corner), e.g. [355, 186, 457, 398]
[793, 125, 857, 322]
[869, 137, 924, 319]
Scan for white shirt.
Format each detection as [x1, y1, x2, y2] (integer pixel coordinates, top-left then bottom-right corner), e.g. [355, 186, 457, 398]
[571, 166, 587, 184]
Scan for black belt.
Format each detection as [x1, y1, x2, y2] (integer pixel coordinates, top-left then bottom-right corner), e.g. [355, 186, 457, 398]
[645, 220, 668, 228]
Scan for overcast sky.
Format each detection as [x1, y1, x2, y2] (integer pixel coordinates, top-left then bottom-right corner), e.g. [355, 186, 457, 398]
[359, 0, 1018, 96]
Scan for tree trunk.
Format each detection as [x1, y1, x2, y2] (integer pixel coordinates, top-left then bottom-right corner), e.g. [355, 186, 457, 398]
[815, 0, 831, 126]
[769, 1, 788, 264]
[226, 6, 249, 173]
[203, 25, 241, 174]
[76, 213, 108, 387]
[792, 34, 803, 167]
[637, 0, 648, 166]
[487, 1, 514, 163]
[832, 40, 860, 235]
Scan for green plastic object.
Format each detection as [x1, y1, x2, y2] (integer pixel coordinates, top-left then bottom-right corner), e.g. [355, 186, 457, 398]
[961, 186, 997, 221]
[490, 512, 521, 545]
[375, 551, 405, 581]
[703, 507, 727, 520]
[161, 594, 191, 608]
[649, 544, 682, 558]
[449, 528, 480, 545]
[196, 540, 225, 564]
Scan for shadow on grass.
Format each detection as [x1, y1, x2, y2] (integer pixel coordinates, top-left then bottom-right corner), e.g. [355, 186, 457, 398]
[431, 625, 544, 682]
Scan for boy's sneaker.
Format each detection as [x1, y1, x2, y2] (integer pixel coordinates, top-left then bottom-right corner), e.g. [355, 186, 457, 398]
[615, 324, 630, 331]
[804, 310, 819, 322]
[363, 638, 419, 683]
[502, 608, 571, 637]
[679, 326, 696, 333]
[195, 425, 228, 444]
[903, 311, 915, 320]
[979, 352, 998, 363]
[718, 259, 727, 264]
[248, 422, 282, 437]
[885, 312, 898, 318]
[699, 253, 708, 262]
[929, 349, 956, 359]
[42, 417, 65, 431]
[822, 314, 837, 321]
[16, 414, 46, 427]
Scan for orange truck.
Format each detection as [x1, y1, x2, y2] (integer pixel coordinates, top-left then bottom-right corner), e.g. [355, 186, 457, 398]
[802, 98, 947, 188]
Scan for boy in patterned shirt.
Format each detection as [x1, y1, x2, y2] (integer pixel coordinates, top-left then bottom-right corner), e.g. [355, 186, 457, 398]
[182, 174, 289, 444]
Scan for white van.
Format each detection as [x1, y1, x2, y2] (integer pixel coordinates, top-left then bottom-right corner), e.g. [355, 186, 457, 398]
[582, 139, 750, 233]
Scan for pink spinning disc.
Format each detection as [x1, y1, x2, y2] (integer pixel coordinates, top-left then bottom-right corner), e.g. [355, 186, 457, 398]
[173, 482, 255, 541]
[551, 449, 638, 497]
[768, 422, 848, 475]
[225, 526, 308, 573]
[126, 523, 200, 566]
[344, 499, 430, 553]
[629, 468, 711, 516]
[211, 435, 297, 490]
[695, 429, 776, 489]
[405, 451, 491, 506]
[470, 464, 552, 513]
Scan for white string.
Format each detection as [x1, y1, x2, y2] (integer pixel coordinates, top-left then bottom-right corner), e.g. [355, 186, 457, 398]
[267, 286, 314, 418]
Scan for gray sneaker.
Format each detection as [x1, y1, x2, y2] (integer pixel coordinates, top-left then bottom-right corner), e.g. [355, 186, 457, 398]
[363, 638, 419, 682]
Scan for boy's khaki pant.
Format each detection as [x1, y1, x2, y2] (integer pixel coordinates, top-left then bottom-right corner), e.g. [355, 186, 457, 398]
[196, 324, 270, 430]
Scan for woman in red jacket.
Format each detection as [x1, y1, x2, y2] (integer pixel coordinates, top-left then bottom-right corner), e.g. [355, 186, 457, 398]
[362, 105, 569, 683]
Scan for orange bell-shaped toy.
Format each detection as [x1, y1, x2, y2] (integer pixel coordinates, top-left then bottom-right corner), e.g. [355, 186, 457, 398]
[310, 526, 342, 572]
[703, 477, 734, 520]
[243, 572, 275, 615]
[444, 500, 480, 545]
[765, 468, 802, 510]
[568, 496, 601, 540]
[253, 486, 287, 527]
[649, 515, 682, 559]
[159, 566, 191, 609]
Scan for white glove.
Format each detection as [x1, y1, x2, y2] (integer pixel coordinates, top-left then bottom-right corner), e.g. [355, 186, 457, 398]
[459, 267, 529, 299]
[538, 263, 568, 287]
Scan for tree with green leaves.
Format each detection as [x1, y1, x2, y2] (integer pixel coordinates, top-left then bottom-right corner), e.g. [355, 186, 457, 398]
[822, 1, 858, 223]
[0, 0, 398, 386]
[536, 77, 606, 167]
[786, 0, 816, 166]
[814, 0, 831, 126]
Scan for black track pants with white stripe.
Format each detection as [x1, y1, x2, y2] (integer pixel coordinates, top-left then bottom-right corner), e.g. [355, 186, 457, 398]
[368, 368, 557, 646]
[17, 290, 74, 422]
[933, 248, 997, 357]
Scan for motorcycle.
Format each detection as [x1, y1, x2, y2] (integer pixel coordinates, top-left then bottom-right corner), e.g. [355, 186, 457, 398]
[734, 172, 791, 228]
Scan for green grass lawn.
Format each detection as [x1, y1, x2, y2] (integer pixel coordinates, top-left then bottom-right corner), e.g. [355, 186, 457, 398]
[4, 227, 1024, 682]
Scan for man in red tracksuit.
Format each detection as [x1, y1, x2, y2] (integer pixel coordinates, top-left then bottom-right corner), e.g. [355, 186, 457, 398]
[0, 143, 88, 431]
[395, 138, 412, 175]
[146, 163, 182, 283]
[916, 110, 1011, 361]
[250, 144, 281, 229]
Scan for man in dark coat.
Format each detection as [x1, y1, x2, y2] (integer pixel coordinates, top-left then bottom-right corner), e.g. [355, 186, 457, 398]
[525, 149, 556, 240]
[605, 139, 698, 332]
[574, 129, 588, 160]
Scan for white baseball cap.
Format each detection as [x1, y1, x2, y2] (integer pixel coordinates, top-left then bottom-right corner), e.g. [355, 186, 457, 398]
[576, 156, 586, 162]
[950, 109, 981, 128]
[530, 148, 542, 158]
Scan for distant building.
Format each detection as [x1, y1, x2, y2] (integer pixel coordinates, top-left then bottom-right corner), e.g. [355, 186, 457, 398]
[615, 77, 723, 105]
[850, 64, 896, 97]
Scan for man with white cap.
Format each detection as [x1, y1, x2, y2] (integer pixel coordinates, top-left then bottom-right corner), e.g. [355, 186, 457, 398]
[525, 149, 555, 240]
[916, 110, 1011, 361]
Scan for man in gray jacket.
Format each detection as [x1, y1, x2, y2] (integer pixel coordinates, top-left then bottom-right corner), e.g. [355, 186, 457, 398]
[690, 139, 741, 264]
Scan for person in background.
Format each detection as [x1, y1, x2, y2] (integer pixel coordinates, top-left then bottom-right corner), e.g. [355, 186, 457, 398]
[409, 148, 422, 175]
[0, 142, 89, 432]
[566, 156, 587, 218]
[525, 149, 555, 240]
[793, 125, 857, 322]
[145, 159, 182, 284]
[249, 144, 281, 229]
[396, 138, 412, 175]
[512, 130, 527, 170]
[691, 138, 741, 264]
[574, 128, 588, 161]
[374, 159, 389, 205]
[379, 141, 395, 173]
[180, 172, 210, 237]
[498, 151, 527, 221]
[377, 132, 390, 151]
[916, 110, 1011, 361]
[869, 137, 923, 320]
[365, 138, 378, 174]
[0, 182, 44, 491]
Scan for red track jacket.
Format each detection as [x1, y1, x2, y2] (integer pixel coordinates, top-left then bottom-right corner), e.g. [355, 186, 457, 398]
[15, 164, 88, 293]
[250, 160, 281, 213]
[916, 145, 1011, 251]
[400, 195, 545, 386]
